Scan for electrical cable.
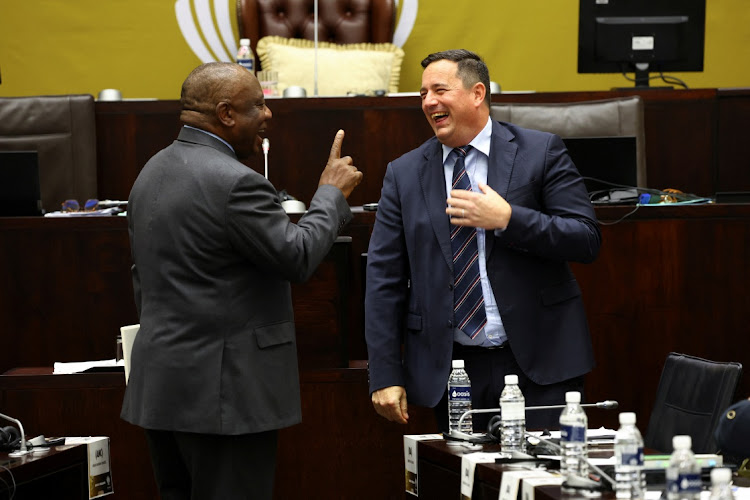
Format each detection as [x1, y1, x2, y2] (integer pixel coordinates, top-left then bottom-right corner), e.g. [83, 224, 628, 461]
[582, 177, 711, 225]
[0, 463, 16, 500]
[618, 68, 689, 89]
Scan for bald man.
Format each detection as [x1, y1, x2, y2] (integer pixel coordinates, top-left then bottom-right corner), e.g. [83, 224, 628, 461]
[121, 62, 362, 499]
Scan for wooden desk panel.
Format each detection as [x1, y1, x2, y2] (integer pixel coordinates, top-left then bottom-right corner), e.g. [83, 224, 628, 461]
[0, 371, 153, 500]
[0, 217, 354, 374]
[95, 89, 747, 206]
[0, 367, 438, 500]
[0, 445, 89, 500]
[3, 204, 749, 430]
[573, 203, 750, 430]
[717, 88, 750, 193]
[0, 217, 137, 374]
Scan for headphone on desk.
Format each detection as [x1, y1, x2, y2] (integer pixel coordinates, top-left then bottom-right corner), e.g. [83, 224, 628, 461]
[0, 426, 20, 451]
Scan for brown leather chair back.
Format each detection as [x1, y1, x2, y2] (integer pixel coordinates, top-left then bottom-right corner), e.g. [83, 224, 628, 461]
[236, 0, 396, 56]
[0, 95, 98, 213]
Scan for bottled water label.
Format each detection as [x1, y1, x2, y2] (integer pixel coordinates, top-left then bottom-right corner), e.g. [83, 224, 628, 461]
[501, 401, 524, 420]
[560, 424, 586, 443]
[238, 58, 254, 72]
[619, 446, 644, 466]
[667, 474, 702, 494]
[449, 385, 471, 401]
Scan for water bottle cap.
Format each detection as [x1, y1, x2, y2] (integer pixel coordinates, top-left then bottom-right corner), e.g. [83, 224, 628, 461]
[619, 412, 636, 425]
[673, 435, 692, 450]
[239, 38, 251, 46]
[452, 359, 465, 369]
[504, 374, 518, 385]
[565, 391, 581, 403]
[711, 467, 732, 483]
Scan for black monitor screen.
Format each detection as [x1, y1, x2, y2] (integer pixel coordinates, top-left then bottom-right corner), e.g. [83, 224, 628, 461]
[578, 0, 706, 88]
[0, 151, 43, 216]
[562, 136, 637, 194]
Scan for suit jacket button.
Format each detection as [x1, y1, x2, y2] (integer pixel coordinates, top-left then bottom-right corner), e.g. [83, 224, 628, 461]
[448, 283, 454, 291]
[448, 320, 453, 328]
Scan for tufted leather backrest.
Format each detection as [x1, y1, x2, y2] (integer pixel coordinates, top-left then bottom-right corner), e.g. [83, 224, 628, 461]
[236, 0, 396, 57]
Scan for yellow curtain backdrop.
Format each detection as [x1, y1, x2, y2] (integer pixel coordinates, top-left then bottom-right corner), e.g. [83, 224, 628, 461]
[0, 0, 748, 99]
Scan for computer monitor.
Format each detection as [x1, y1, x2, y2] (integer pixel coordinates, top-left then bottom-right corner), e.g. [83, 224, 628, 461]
[0, 151, 44, 216]
[562, 136, 637, 195]
[577, 0, 706, 88]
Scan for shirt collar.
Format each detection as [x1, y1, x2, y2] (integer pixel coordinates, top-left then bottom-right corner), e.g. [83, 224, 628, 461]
[183, 125, 235, 154]
[441, 116, 493, 162]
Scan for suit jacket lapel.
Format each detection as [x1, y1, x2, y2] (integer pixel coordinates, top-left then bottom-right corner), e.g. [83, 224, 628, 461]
[486, 121, 518, 257]
[419, 141, 454, 270]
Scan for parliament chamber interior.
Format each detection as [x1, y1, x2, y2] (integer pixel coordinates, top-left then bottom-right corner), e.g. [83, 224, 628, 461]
[1, 1, 749, 498]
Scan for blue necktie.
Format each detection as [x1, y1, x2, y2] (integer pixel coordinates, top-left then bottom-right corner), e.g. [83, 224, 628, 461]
[450, 145, 487, 339]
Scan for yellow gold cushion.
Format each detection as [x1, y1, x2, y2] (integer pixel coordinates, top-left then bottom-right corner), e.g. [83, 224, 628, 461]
[256, 36, 404, 96]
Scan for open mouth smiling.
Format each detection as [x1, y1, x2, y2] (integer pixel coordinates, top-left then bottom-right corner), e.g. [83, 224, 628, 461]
[431, 112, 449, 124]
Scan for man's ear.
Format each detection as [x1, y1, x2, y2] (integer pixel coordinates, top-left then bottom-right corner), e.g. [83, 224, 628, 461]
[472, 82, 487, 108]
[216, 101, 235, 127]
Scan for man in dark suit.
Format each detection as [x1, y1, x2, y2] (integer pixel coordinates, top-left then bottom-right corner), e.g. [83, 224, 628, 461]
[715, 398, 750, 470]
[365, 49, 601, 433]
[121, 62, 362, 499]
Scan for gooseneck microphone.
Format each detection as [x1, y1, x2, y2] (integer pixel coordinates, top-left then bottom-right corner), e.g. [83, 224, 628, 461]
[456, 400, 619, 432]
[0, 411, 29, 456]
[262, 138, 270, 180]
[524, 431, 615, 492]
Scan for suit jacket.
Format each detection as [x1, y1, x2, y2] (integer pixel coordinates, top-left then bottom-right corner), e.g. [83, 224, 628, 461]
[121, 127, 351, 434]
[714, 399, 750, 459]
[365, 120, 601, 408]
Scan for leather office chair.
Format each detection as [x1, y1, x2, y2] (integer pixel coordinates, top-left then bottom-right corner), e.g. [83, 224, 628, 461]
[236, 0, 396, 59]
[0, 95, 98, 213]
[644, 352, 743, 454]
[490, 96, 647, 188]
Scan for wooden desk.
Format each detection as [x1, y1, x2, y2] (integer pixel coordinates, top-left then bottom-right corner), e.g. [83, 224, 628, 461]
[0, 366, 438, 500]
[0, 444, 89, 500]
[0, 216, 353, 374]
[2, 203, 749, 432]
[417, 439, 616, 500]
[95, 89, 750, 205]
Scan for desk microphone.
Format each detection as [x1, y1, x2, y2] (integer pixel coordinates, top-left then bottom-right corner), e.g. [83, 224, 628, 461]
[445, 400, 619, 445]
[524, 431, 615, 492]
[262, 138, 270, 180]
[456, 400, 619, 432]
[0, 411, 29, 457]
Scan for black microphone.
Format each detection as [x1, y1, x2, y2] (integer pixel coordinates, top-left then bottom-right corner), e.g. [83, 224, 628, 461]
[0, 411, 29, 456]
[452, 400, 619, 437]
[524, 431, 615, 492]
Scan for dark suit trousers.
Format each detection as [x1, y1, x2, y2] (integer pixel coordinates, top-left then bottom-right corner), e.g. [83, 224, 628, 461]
[434, 343, 585, 434]
[145, 428, 278, 500]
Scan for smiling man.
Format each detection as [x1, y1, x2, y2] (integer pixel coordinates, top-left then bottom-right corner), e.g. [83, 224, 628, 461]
[365, 49, 602, 434]
[121, 62, 362, 499]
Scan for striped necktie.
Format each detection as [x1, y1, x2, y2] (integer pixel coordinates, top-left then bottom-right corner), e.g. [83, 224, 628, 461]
[450, 145, 487, 339]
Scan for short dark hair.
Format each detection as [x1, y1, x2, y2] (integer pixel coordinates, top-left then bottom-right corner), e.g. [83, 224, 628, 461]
[421, 49, 491, 107]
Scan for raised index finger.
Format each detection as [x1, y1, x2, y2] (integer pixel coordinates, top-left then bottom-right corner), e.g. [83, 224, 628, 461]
[329, 129, 345, 161]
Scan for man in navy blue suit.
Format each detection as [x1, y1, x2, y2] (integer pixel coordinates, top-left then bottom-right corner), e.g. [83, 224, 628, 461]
[365, 49, 602, 432]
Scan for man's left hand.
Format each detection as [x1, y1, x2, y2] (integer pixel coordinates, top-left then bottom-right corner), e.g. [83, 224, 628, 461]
[446, 183, 511, 230]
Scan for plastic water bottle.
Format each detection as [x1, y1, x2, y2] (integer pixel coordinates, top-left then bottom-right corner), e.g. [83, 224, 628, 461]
[499, 374, 525, 452]
[236, 38, 255, 74]
[560, 391, 588, 492]
[615, 412, 644, 499]
[666, 435, 701, 500]
[708, 468, 734, 500]
[447, 359, 472, 434]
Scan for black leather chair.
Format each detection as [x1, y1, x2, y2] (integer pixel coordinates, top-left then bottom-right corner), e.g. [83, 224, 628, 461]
[644, 352, 743, 454]
[490, 96, 647, 188]
[0, 95, 98, 213]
